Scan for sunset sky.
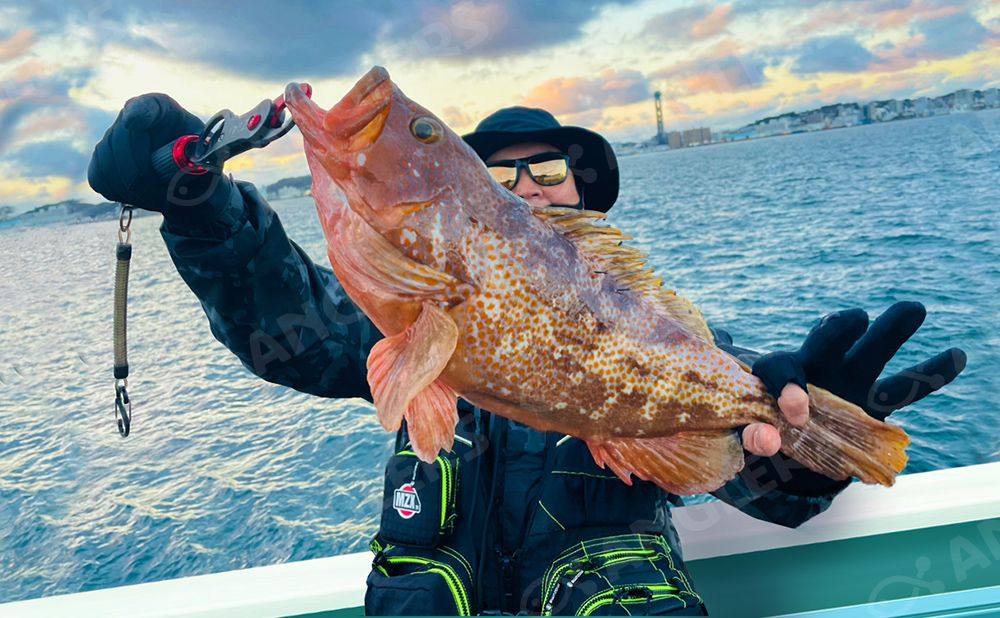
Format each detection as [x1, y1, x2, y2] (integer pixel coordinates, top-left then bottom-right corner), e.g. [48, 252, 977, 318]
[1, 0, 997, 210]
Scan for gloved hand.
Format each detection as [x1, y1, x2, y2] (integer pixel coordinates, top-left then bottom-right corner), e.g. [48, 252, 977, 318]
[747, 301, 967, 494]
[88, 93, 229, 216]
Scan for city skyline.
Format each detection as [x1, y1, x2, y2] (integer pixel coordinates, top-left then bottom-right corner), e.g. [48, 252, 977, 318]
[641, 84, 1000, 148]
[1, 0, 998, 208]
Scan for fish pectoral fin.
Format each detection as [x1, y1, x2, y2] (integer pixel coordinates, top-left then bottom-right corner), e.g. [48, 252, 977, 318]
[404, 378, 459, 463]
[586, 430, 745, 496]
[357, 229, 474, 303]
[366, 302, 460, 462]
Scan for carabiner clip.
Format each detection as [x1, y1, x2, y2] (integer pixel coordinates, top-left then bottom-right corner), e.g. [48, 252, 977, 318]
[114, 379, 131, 437]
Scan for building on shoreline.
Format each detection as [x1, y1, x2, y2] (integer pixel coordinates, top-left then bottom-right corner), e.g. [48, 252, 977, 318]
[613, 86, 998, 156]
[719, 87, 999, 142]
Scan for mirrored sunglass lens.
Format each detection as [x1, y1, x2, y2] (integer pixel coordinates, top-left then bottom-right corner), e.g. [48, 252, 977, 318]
[528, 158, 568, 185]
[488, 165, 518, 188]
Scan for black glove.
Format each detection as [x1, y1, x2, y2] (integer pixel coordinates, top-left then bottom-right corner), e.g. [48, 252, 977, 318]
[88, 93, 230, 216]
[748, 301, 967, 495]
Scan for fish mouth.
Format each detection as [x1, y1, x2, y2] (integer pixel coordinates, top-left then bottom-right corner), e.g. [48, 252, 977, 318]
[328, 67, 393, 149]
[284, 80, 327, 150]
[285, 66, 392, 161]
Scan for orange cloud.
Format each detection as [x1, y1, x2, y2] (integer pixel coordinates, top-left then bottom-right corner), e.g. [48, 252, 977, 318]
[789, 1, 965, 41]
[521, 69, 649, 115]
[640, 5, 733, 47]
[0, 29, 36, 62]
[796, 6, 860, 37]
[704, 38, 744, 59]
[441, 105, 474, 131]
[560, 109, 605, 130]
[12, 59, 51, 81]
[653, 50, 768, 96]
[0, 175, 74, 204]
[267, 153, 306, 167]
[875, 0, 964, 29]
[872, 33, 928, 72]
[690, 5, 733, 40]
[808, 77, 866, 100]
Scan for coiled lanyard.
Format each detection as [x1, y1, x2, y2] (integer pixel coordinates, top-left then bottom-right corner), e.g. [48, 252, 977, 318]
[113, 205, 133, 436]
[107, 82, 313, 437]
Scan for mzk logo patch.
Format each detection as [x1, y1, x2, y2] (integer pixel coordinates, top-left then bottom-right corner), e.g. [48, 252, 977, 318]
[393, 483, 422, 519]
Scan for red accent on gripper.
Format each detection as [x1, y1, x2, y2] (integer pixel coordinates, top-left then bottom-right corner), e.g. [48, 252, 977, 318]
[173, 135, 208, 175]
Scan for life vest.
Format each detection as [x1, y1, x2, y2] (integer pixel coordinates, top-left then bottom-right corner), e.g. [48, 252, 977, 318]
[365, 402, 706, 616]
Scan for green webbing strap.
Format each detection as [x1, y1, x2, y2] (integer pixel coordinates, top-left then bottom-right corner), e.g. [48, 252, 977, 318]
[113, 204, 132, 437]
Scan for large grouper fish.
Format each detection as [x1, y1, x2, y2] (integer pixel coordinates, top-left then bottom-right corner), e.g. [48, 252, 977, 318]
[283, 67, 909, 495]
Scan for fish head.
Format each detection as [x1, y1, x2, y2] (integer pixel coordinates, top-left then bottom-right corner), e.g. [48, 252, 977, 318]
[285, 66, 499, 235]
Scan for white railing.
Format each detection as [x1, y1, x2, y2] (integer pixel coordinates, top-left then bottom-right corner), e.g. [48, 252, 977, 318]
[3, 461, 998, 617]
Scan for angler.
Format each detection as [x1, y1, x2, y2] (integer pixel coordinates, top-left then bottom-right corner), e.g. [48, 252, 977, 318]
[88, 77, 965, 614]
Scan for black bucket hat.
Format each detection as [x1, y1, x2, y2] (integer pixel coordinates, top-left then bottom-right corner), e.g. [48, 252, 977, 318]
[462, 107, 619, 213]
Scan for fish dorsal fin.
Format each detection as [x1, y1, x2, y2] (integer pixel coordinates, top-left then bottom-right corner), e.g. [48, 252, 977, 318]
[535, 206, 714, 345]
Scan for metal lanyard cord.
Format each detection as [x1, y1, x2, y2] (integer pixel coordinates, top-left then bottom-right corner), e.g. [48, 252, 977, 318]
[113, 204, 133, 436]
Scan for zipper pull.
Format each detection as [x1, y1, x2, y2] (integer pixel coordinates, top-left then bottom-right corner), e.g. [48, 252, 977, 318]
[566, 569, 585, 589]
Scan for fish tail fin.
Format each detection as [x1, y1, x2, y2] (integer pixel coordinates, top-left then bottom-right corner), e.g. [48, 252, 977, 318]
[587, 430, 745, 495]
[776, 385, 909, 486]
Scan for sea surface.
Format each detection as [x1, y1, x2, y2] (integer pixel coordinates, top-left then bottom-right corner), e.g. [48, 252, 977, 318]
[1, 110, 998, 602]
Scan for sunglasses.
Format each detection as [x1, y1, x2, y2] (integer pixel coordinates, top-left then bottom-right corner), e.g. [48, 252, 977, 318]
[486, 152, 571, 190]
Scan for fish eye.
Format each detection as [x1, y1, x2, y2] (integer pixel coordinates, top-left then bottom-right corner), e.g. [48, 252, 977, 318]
[410, 117, 442, 143]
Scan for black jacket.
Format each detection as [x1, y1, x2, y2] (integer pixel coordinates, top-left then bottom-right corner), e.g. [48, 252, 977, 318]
[161, 181, 849, 614]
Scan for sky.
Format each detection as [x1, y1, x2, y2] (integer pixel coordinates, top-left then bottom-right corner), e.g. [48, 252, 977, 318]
[0, 0, 997, 210]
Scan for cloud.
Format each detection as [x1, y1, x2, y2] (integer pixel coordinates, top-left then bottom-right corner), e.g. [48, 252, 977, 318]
[917, 12, 991, 57]
[6, 2, 164, 55]
[6, 140, 88, 179]
[870, 34, 927, 71]
[521, 68, 650, 115]
[0, 173, 75, 205]
[3, 2, 403, 80]
[641, 4, 734, 43]
[0, 70, 101, 152]
[792, 35, 875, 74]
[873, 0, 965, 29]
[0, 28, 36, 62]
[785, 0, 964, 34]
[691, 5, 734, 39]
[869, 12, 993, 72]
[652, 45, 769, 95]
[6, 1, 637, 82]
[441, 106, 475, 131]
[1, 78, 74, 151]
[386, 0, 639, 60]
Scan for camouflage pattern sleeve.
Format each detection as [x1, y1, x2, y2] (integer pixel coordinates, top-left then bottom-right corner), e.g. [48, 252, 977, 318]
[706, 327, 850, 528]
[160, 180, 382, 400]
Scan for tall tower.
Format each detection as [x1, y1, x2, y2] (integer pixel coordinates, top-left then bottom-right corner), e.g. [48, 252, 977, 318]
[654, 91, 666, 144]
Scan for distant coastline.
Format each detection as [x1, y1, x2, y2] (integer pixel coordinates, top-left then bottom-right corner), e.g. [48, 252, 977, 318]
[0, 176, 313, 230]
[0, 199, 156, 230]
[615, 86, 1000, 155]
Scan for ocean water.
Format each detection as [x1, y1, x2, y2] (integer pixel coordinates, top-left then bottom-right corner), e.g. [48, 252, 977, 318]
[1, 110, 997, 602]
